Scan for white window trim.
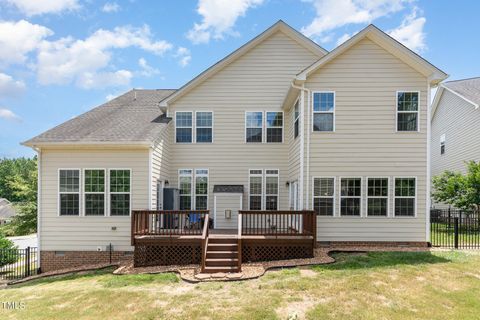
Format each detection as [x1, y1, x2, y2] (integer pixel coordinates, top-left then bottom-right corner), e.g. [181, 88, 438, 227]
[393, 176, 417, 218]
[365, 177, 390, 218]
[248, 169, 263, 210]
[194, 169, 209, 210]
[312, 91, 336, 133]
[293, 99, 300, 139]
[265, 169, 280, 210]
[440, 133, 446, 155]
[312, 176, 336, 217]
[83, 168, 107, 217]
[339, 177, 363, 217]
[395, 91, 420, 133]
[195, 111, 214, 143]
[108, 168, 132, 217]
[245, 111, 264, 143]
[175, 111, 193, 143]
[265, 111, 284, 143]
[178, 169, 194, 210]
[58, 168, 81, 217]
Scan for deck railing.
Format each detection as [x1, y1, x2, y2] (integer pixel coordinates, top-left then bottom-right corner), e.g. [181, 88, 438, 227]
[239, 210, 316, 238]
[131, 210, 209, 245]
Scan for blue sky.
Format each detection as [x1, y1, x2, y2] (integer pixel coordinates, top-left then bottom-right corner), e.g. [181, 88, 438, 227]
[0, 0, 478, 158]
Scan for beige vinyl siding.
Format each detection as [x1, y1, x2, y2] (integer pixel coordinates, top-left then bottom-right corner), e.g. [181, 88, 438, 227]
[304, 38, 428, 242]
[214, 194, 242, 229]
[169, 31, 320, 212]
[287, 98, 302, 190]
[151, 123, 172, 209]
[40, 148, 149, 251]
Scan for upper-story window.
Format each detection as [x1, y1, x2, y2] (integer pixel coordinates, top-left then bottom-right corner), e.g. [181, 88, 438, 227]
[196, 112, 213, 143]
[440, 134, 446, 155]
[245, 112, 263, 143]
[313, 92, 335, 132]
[176, 112, 193, 143]
[397, 92, 419, 132]
[293, 100, 300, 139]
[266, 112, 283, 143]
[245, 111, 283, 143]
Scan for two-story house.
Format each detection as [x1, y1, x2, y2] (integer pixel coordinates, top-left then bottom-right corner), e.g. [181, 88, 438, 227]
[23, 21, 447, 272]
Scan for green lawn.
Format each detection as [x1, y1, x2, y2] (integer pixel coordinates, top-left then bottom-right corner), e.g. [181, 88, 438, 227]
[2, 251, 480, 319]
[431, 223, 480, 247]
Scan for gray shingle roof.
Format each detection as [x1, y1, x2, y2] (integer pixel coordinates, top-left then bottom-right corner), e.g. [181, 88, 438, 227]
[23, 89, 176, 146]
[213, 185, 244, 193]
[443, 77, 480, 107]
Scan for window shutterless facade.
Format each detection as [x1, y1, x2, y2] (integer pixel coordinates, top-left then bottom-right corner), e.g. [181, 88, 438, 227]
[59, 169, 80, 216]
[313, 91, 335, 132]
[397, 91, 419, 132]
[194, 169, 209, 210]
[440, 134, 446, 155]
[176, 112, 193, 143]
[178, 169, 193, 210]
[109, 169, 131, 216]
[265, 169, 279, 210]
[84, 169, 106, 216]
[313, 177, 335, 216]
[394, 177, 416, 217]
[196, 112, 213, 143]
[340, 177, 362, 216]
[294, 100, 300, 139]
[248, 169, 263, 210]
[245, 112, 263, 143]
[266, 112, 283, 143]
[366, 177, 389, 217]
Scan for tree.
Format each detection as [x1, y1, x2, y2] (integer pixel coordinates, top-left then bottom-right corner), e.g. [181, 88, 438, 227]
[0, 236, 17, 266]
[432, 161, 480, 214]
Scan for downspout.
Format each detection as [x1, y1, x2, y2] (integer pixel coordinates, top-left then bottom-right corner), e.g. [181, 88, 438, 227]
[426, 77, 432, 243]
[33, 147, 41, 270]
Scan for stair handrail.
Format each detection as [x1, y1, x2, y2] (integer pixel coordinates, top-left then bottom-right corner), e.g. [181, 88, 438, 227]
[237, 212, 242, 271]
[201, 213, 209, 273]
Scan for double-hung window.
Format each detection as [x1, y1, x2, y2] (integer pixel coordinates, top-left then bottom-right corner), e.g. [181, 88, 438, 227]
[340, 178, 361, 216]
[84, 169, 105, 216]
[266, 112, 283, 143]
[179, 169, 193, 210]
[265, 170, 279, 210]
[195, 169, 208, 210]
[249, 169, 263, 210]
[313, 177, 335, 216]
[196, 112, 213, 143]
[397, 92, 419, 131]
[394, 177, 416, 216]
[59, 169, 80, 216]
[313, 92, 335, 132]
[367, 178, 389, 216]
[109, 169, 131, 216]
[440, 134, 446, 155]
[246, 112, 263, 143]
[176, 112, 193, 143]
[294, 100, 300, 139]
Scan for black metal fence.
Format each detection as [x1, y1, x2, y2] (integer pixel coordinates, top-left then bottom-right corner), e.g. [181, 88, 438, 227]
[431, 208, 480, 249]
[0, 247, 39, 281]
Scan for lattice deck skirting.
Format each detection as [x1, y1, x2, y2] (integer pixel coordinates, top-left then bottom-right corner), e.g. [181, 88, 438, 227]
[134, 241, 201, 267]
[241, 239, 314, 262]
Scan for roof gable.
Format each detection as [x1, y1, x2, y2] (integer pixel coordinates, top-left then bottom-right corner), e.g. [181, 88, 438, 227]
[431, 80, 480, 120]
[296, 24, 447, 85]
[160, 20, 327, 107]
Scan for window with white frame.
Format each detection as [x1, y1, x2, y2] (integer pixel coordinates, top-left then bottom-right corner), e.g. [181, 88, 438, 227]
[84, 169, 105, 216]
[196, 112, 213, 143]
[440, 134, 446, 155]
[313, 92, 334, 132]
[367, 178, 388, 216]
[59, 169, 80, 216]
[265, 170, 279, 210]
[266, 112, 283, 143]
[176, 112, 193, 143]
[179, 169, 193, 210]
[109, 169, 131, 216]
[294, 100, 300, 139]
[340, 178, 361, 216]
[394, 178, 416, 216]
[397, 92, 419, 131]
[195, 169, 208, 210]
[249, 169, 263, 210]
[246, 112, 263, 143]
[313, 177, 335, 216]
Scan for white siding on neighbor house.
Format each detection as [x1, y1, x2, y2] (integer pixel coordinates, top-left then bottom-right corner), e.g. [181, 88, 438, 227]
[304, 38, 428, 242]
[40, 148, 150, 251]
[214, 193, 242, 229]
[168, 30, 321, 212]
[151, 123, 172, 209]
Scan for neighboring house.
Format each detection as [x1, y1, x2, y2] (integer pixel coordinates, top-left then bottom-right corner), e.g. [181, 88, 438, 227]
[23, 21, 447, 272]
[431, 77, 480, 208]
[0, 198, 15, 225]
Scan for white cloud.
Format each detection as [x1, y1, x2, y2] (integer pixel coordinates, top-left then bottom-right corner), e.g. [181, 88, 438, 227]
[0, 108, 21, 122]
[388, 7, 426, 52]
[187, 0, 264, 44]
[0, 20, 53, 66]
[106, 93, 119, 101]
[302, 0, 407, 39]
[102, 2, 120, 13]
[36, 25, 173, 88]
[0, 73, 26, 98]
[5, 0, 80, 16]
[175, 47, 191, 67]
[138, 57, 160, 76]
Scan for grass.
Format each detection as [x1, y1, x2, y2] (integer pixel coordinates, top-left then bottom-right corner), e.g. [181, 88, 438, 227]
[1, 251, 480, 319]
[431, 223, 480, 246]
